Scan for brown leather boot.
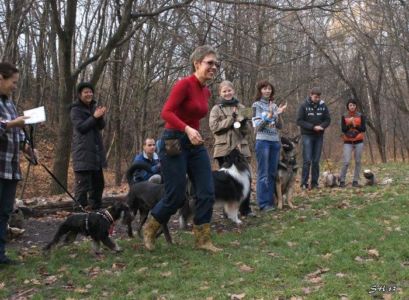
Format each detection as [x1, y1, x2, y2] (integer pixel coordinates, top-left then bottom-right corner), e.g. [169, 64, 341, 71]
[193, 223, 222, 253]
[143, 216, 161, 251]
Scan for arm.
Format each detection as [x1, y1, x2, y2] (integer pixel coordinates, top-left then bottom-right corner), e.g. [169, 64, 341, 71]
[320, 105, 331, 128]
[296, 104, 314, 130]
[252, 103, 276, 131]
[70, 106, 99, 134]
[161, 80, 189, 131]
[357, 115, 366, 132]
[341, 116, 348, 133]
[209, 105, 235, 135]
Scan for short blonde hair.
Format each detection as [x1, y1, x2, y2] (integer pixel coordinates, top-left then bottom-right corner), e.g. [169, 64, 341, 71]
[218, 80, 234, 94]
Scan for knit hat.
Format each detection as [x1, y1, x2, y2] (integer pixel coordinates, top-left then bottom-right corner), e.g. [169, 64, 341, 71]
[310, 87, 321, 95]
[77, 82, 94, 94]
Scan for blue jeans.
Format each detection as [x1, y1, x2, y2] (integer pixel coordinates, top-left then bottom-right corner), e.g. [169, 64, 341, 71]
[255, 140, 281, 209]
[301, 134, 324, 187]
[151, 130, 214, 225]
[0, 179, 18, 259]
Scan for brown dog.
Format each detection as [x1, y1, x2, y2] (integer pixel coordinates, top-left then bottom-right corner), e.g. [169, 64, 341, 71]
[276, 136, 300, 209]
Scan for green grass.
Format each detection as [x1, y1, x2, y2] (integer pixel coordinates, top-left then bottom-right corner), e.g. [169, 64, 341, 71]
[1, 162, 409, 299]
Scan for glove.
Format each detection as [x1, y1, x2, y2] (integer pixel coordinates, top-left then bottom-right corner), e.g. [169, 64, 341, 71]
[232, 112, 237, 119]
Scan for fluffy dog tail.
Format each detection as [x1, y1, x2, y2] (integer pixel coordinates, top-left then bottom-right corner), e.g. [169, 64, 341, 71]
[125, 161, 153, 185]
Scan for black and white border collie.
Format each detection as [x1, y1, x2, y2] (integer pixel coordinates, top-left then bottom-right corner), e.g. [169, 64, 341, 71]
[180, 148, 251, 226]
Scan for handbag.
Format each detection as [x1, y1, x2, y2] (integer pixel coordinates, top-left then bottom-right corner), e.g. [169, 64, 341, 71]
[164, 138, 182, 156]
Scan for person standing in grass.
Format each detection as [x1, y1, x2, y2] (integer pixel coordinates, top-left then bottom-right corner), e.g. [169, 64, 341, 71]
[209, 80, 254, 217]
[143, 45, 222, 252]
[297, 87, 331, 190]
[0, 62, 36, 265]
[339, 98, 366, 188]
[70, 82, 107, 210]
[252, 80, 287, 212]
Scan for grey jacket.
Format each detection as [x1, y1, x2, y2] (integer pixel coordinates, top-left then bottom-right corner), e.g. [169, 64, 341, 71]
[70, 99, 107, 171]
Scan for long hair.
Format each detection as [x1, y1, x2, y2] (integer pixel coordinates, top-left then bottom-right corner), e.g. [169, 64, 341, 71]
[254, 80, 274, 102]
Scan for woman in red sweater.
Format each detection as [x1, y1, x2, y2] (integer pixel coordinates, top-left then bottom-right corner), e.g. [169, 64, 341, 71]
[143, 45, 221, 252]
[339, 99, 366, 187]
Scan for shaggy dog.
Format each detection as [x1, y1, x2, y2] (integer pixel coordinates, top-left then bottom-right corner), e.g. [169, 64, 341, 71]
[125, 162, 172, 244]
[276, 136, 299, 209]
[44, 202, 132, 255]
[179, 148, 251, 226]
[363, 169, 376, 186]
[322, 171, 340, 188]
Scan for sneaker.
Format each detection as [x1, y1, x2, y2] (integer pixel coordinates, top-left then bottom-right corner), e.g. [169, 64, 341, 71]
[352, 181, 361, 187]
[261, 205, 275, 213]
[0, 257, 19, 265]
[339, 181, 346, 188]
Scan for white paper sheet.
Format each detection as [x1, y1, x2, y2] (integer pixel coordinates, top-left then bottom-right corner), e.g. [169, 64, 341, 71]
[24, 106, 46, 124]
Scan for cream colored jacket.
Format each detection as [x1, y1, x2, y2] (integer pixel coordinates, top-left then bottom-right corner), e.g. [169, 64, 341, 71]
[209, 102, 251, 158]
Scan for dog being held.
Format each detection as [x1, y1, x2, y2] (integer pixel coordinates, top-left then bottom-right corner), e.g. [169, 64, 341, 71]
[276, 136, 300, 209]
[125, 162, 172, 244]
[44, 201, 132, 255]
[322, 171, 340, 188]
[180, 148, 251, 226]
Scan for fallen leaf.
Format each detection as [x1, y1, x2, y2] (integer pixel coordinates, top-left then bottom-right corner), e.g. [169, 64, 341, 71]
[160, 271, 172, 277]
[238, 264, 254, 273]
[383, 294, 392, 300]
[74, 287, 88, 294]
[308, 277, 322, 284]
[306, 268, 330, 278]
[137, 267, 148, 273]
[336, 273, 346, 278]
[31, 279, 41, 285]
[230, 293, 246, 300]
[112, 263, 126, 270]
[368, 249, 379, 258]
[355, 256, 364, 262]
[85, 284, 92, 289]
[44, 275, 58, 285]
[302, 287, 311, 294]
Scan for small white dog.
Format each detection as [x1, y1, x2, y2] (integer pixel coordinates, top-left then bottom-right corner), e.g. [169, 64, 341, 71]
[322, 171, 339, 188]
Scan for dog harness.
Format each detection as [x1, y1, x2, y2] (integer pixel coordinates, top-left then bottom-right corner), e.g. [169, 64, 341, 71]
[84, 209, 115, 235]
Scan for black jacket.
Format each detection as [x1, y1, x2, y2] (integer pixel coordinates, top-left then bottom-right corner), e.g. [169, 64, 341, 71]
[296, 97, 331, 135]
[70, 99, 107, 171]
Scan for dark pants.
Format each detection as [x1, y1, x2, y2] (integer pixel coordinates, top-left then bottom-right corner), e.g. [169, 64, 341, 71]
[151, 130, 214, 226]
[0, 179, 18, 259]
[74, 170, 105, 209]
[215, 156, 253, 216]
[301, 134, 324, 187]
[255, 140, 281, 209]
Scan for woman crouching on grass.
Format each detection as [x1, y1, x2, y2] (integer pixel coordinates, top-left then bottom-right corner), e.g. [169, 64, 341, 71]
[143, 45, 222, 252]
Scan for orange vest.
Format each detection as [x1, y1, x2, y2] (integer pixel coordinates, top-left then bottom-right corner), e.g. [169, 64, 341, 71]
[342, 113, 364, 143]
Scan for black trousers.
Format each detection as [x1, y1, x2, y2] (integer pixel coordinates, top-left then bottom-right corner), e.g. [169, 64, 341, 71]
[215, 157, 253, 216]
[74, 169, 104, 210]
[0, 179, 18, 259]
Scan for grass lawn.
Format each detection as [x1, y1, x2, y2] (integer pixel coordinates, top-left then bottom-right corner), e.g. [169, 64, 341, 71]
[1, 163, 408, 299]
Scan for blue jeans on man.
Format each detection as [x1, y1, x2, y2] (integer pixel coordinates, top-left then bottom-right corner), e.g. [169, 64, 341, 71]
[255, 140, 281, 210]
[151, 130, 214, 225]
[301, 134, 324, 188]
[0, 179, 18, 262]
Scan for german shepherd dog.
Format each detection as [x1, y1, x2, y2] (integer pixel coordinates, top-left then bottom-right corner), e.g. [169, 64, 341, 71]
[275, 136, 300, 209]
[125, 162, 172, 244]
[44, 201, 132, 255]
[179, 148, 252, 226]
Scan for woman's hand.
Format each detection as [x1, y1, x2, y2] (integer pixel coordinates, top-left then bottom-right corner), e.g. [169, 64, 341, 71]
[277, 102, 287, 114]
[185, 126, 204, 145]
[94, 106, 106, 118]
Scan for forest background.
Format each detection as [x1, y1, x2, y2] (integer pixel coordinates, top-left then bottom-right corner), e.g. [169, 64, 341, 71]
[1, 0, 409, 197]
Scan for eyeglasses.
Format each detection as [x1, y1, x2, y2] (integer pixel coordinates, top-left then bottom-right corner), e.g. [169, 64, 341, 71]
[202, 60, 221, 68]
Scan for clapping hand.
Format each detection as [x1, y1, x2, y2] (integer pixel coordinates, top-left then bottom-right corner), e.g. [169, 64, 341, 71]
[94, 106, 107, 118]
[277, 102, 287, 114]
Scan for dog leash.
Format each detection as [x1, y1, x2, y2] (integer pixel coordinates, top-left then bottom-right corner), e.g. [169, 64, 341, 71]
[22, 125, 87, 213]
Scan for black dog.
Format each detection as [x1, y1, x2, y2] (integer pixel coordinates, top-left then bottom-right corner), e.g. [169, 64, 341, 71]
[44, 202, 132, 254]
[125, 162, 172, 244]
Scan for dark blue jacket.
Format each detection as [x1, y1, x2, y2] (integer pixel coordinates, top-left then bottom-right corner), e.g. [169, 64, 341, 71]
[132, 152, 160, 182]
[297, 97, 331, 135]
